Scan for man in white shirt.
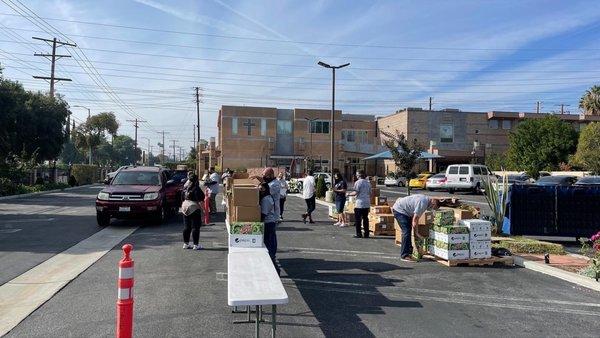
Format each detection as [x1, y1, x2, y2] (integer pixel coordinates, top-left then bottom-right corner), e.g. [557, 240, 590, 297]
[392, 194, 439, 262]
[302, 170, 316, 224]
[205, 167, 220, 216]
[347, 170, 371, 238]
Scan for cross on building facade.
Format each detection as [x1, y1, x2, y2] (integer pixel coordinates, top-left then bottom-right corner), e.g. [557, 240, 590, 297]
[243, 118, 256, 136]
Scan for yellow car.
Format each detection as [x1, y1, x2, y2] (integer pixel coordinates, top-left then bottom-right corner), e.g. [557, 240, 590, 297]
[409, 173, 432, 189]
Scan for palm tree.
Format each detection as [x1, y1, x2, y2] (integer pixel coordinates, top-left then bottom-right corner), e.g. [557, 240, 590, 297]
[580, 85, 600, 116]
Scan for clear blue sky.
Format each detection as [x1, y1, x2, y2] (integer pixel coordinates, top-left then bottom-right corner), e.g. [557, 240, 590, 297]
[1, 0, 599, 156]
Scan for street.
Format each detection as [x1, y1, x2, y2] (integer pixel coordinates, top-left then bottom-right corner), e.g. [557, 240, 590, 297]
[2, 188, 600, 337]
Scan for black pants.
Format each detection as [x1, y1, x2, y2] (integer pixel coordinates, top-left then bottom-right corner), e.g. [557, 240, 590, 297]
[183, 209, 202, 245]
[354, 207, 370, 237]
[279, 197, 286, 217]
[305, 195, 315, 215]
[263, 222, 280, 275]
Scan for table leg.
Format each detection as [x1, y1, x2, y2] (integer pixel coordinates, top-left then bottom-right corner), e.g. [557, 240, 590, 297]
[233, 306, 254, 324]
[248, 306, 251, 322]
[271, 305, 276, 338]
[255, 305, 260, 338]
[259, 306, 262, 321]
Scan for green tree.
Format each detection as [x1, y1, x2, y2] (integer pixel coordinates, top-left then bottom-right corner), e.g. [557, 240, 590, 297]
[381, 129, 423, 195]
[73, 112, 119, 164]
[59, 141, 85, 164]
[580, 85, 600, 116]
[485, 152, 513, 171]
[315, 175, 326, 198]
[507, 116, 578, 178]
[572, 122, 600, 174]
[112, 135, 139, 166]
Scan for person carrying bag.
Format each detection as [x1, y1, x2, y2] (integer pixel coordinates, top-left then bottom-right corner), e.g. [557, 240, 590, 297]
[181, 174, 205, 250]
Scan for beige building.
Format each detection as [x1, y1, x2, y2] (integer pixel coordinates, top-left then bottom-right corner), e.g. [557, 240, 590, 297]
[378, 107, 600, 172]
[216, 105, 384, 178]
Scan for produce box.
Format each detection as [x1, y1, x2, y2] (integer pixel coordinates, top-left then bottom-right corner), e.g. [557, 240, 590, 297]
[430, 230, 469, 244]
[459, 219, 492, 233]
[470, 240, 491, 250]
[232, 186, 259, 207]
[429, 246, 470, 260]
[434, 240, 469, 251]
[433, 209, 455, 227]
[375, 196, 388, 206]
[234, 206, 261, 222]
[233, 178, 260, 187]
[470, 231, 491, 241]
[370, 222, 395, 236]
[369, 213, 395, 224]
[229, 234, 263, 248]
[370, 205, 391, 214]
[229, 222, 264, 235]
[418, 211, 434, 227]
[432, 225, 469, 234]
[470, 248, 492, 259]
[451, 208, 475, 221]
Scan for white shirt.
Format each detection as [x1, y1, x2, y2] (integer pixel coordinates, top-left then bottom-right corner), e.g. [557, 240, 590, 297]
[392, 194, 430, 217]
[302, 175, 316, 199]
[278, 178, 288, 198]
[353, 178, 371, 209]
[208, 172, 220, 194]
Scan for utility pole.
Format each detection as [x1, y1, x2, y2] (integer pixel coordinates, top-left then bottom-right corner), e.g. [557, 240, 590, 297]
[536, 101, 541, 114]
[127, 118, 146, 164]
[193, 125, 196, 148]
[158, 131, 169, 165]
[429, 97, 433, 110]
[195, 87, 202, 148]
[32, 37, 76, 97]
[171, 140, 178, 162]
[555, 103, 570, 114]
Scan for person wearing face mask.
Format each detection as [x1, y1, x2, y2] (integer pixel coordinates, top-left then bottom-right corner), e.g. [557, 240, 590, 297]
[276, 172, 288, 220]
[252, 167, 281, 222]
[259, 182, 280, 275]
[346, 170, 371, 238]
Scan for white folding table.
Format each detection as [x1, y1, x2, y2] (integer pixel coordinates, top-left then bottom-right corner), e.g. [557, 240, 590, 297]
[228, 250, 288, 338]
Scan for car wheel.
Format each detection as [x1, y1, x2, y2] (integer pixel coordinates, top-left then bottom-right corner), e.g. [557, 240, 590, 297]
[153, 205, 166, 225]
[473, 183, 482, 195]
[96, 212, 110, 227]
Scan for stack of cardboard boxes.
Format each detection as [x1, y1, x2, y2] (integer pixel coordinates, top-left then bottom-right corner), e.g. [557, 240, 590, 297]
[460, 219, 492, 259]
[368, 205, 395, 236]
[227, 178, 264, 248]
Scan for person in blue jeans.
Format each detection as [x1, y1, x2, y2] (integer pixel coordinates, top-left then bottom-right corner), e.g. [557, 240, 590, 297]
[392, 194, 439, 262]
[259, 183, 280, 275]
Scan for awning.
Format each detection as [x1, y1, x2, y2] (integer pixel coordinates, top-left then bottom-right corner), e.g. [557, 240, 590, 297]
[362, 150, 443, 161]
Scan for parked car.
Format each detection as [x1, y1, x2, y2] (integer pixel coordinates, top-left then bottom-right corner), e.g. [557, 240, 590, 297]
[95, 166, 183, 226]
[409, 173, 432, 189]
[426, 173, 447, 191]
[445, 164, 496, 194]
[384, 173, 407, 187]
[497, 173, 532, 190]
[534, 175, 577, 187]
[314, 172, 332, 189]
[574, 176, 600, 186]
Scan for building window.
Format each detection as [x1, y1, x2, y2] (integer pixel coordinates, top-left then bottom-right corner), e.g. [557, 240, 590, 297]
[440, 124, 453, 143]
[232, 117, 238, 135]
[261, 118, 266, 136]
[489, 120, 499, 129]
[502, 120, 511, 130]
[309, 120, 330, 134]
[277, 120, 292, 134]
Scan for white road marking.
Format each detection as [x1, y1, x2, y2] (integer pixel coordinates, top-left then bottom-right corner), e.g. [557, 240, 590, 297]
[0, 229, 21, 234]
[2, 218, 55, 223]
[0, 225, 138, 336]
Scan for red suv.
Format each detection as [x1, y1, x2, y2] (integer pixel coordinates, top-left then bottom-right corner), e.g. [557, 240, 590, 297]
[95, 166, 183, 226]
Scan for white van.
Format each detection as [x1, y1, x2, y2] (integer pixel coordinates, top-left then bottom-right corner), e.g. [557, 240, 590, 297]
[445, 164, 496, 194]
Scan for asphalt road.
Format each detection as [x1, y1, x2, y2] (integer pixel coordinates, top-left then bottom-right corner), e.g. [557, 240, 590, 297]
[3, 190, 600, 337]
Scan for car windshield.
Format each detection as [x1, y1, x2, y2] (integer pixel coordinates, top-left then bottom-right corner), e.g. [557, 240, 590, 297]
[112, 171, 160, 185]
[576, 177, 600, 184]
[507, 175, 527, 182]
[536, 176, 569, 184]
[431, 174, 445, 179]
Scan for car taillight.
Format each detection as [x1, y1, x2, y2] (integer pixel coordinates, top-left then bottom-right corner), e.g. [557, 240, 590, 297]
[440, 178, 447, 183]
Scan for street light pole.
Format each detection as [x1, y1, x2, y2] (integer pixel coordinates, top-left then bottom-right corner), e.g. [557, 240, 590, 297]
[318, 61, 349, 184]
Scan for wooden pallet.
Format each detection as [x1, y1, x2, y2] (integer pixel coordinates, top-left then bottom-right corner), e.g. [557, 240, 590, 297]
[433, 255, 514, 267]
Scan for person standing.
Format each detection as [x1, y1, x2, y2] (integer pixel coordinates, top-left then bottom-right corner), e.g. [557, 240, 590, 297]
[347, 170, 371, 238]
[277, 172, 288, 220]
[250, 167, 281, 222]
[259, 182, 280, 275]
[302, 170, 316, 224]
[333, 172, 348, 227]
[181, 174, 205, 250]
[204, 167, 220, 216]
[392, 194, 440, 262]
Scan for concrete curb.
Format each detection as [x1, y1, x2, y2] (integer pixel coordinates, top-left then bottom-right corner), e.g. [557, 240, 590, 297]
[513, 255, 600, 293]
[0, 184, 97, 201]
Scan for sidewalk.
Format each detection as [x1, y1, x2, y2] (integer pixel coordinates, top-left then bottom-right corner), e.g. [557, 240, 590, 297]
[518, 253, 590, 273]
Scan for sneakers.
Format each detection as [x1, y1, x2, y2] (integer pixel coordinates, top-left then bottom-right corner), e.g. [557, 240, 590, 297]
[193, 244, 202, 250]
[400, 256, 417, 263]
[333, 221, 341, 226]
[339, 223, 348, 228]
[183, 243, 192, 249]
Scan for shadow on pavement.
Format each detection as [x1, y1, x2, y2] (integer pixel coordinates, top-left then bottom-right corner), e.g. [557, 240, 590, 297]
[280, 257, 421, 338]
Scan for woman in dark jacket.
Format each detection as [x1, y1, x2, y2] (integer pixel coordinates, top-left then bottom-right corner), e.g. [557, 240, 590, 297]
[181, 174, 205, 250]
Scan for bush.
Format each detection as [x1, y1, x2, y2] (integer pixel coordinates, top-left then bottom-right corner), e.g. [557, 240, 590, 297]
[72, 164, 99, 185]
[493, 237, 566, 255]
[35, 177, 44, 185]
[0, 179, 69, 197]
[315, 175, 326, 198]
[0, 177, 17, 196]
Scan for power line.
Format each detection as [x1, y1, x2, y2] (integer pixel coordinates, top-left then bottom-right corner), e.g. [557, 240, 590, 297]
[31, 36, 75, 97]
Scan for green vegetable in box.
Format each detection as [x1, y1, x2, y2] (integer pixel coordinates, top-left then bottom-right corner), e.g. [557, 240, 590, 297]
[230, 222, 264, 235]
[432, 225, 469, 234]
[434, 240, 469, 250]
[433, 209, 455, 227]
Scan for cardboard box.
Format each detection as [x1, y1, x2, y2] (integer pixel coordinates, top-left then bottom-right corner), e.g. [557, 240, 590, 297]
[433, 209, 455, 227]
[370, 205, 391, 214]
[418, 211, 434, 227]
[233, 178, 260, 187]
[451, 208, 475, 221]
[470, 240, 491, 250]
[429, 246, 470, 260]
[234, 206, 261, 222]
[434, 240, 469, 251]
[470, 248, 492, 259]
[232, 186, 259, 207]
[459, 219, 492, 233]
[232, 172, 249, 179]
[375, 196, 388, 206]
[370, 222, 395, 235]
[430, 230, 469, 244]
[369, 213, 395, 224]
[371, 187, 380, 197]
[470, 231, 491, 241]
[432, 225, 469, 234]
